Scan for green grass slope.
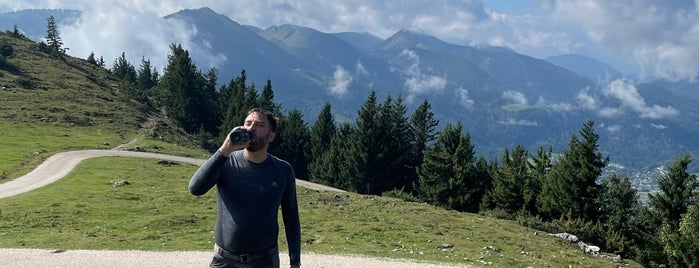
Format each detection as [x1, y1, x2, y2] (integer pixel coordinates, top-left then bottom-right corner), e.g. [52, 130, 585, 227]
[0, 32, 641, 267]
[0, 32, 207, 181]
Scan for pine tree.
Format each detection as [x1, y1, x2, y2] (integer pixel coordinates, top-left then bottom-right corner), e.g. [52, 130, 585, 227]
[219, 72, 248, 139]
[350, 91, 381, 194]
[374, 95, 412, 192]
[45, 15, 64, 56]
[258, 80, 281, 115]
[201, 68, 222, 136]
[87, 52, 97, 65]
[650, 154, 697, 227]
[137, 57, 157, 91]
[309, 103, 335, 161]
[406, 99, 439, 193]
[112, 52, 137, 83]
[310, 123, 352, 190]
[660, 203, 699, 268]
[525, 145, 552, 214]
[158, 43, 211, 134]
[308, 103, 336, 182]
[598, 173, 640, 254]
[449, 130, 481, 212]
[538, 120, 608, 221]
[415, 122, 477, 211]
[490, 145, 529, 213]
[273, 109, 310, 180]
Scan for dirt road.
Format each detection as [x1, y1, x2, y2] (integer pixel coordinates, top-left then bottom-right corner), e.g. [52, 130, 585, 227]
[0, 149, 466, 268]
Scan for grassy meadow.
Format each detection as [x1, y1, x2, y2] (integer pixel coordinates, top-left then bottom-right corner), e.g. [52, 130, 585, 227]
[0, 155, 640, 267]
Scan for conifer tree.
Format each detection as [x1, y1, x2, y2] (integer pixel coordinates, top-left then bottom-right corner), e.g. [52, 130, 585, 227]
[537, 120, 608, 221]
[660, 203, 699, 268]
[490, 145, 529, 213]
[273, 109, 310, 180]
[598, 173, 640, 254]
[87, 52, 97, 65]
[525, 145, 551, 214]
[45, 15, 64, 55]
[350, 91, 381, 194]
[650, 154, 697, 227]
[374, 95, 412, 192]
[158, 43, 211, 134]
[137, 57, 157, 91]
[415, 122, 477, 210]
[201, 68, 222, 136]
[244, 83, 259, 110]
[310, 123, 353, 190]
[406, 99, 439, 193]
[112, 52, 137, 83]
[258, 80, 281, 115]
[308, 103, 336, 182]
[449, 130, 481, 211]
[309, 103, 335, 161]
[219, 71, 248, 138]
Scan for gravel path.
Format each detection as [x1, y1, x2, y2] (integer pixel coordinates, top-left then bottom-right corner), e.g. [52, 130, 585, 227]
[0, 248, 467, 268]
[0, 149, 467, 268]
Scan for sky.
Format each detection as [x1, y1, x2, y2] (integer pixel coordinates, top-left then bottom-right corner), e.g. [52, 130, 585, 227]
[1, 0, 698, 82]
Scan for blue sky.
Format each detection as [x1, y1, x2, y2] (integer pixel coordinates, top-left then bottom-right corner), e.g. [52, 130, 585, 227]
[1, 0, 698, 82]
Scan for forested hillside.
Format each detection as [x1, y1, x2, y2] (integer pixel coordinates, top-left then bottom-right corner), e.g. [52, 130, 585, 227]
[1, 18, 699, 267]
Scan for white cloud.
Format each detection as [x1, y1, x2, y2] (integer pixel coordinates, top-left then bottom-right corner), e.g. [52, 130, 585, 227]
[604, 79, 679, 119]
[355, 60, 369, 76]
[545, 0, 699, 80]
[576, 91, 598, 110]
[11, 1, 226, 72]
[499, 118, 538, 126]
[328, 65, 353, 96]
[456, 87, 475, 108]
[398, 49, 447, 102]
[606, 124, 622, 133]
[651, 123, 667, 130]
[598, 107, 623, 118]
[550, 102, 574, 112]
[502, 90, 528, 105]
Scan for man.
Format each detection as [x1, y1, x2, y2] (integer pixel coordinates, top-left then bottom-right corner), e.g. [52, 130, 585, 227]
[189, 108, 301, 268]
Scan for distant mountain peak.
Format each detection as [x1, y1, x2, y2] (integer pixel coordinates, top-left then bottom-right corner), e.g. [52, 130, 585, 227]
[400, 24, 429, 36]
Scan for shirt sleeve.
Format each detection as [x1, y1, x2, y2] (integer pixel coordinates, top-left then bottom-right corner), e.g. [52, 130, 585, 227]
[280, 162, 301, 266]
[188, 150, 227, 196]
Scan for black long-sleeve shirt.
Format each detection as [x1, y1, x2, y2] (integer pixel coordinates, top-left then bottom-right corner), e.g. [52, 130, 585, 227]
[189, 150, 301, 265]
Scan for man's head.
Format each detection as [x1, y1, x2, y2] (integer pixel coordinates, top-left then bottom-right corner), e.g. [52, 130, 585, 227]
[243, 108, 278, 152]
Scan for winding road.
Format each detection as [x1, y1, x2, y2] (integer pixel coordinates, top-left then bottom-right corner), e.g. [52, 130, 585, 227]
[0, 149, 343, 199]
[0, 148, 466, 268]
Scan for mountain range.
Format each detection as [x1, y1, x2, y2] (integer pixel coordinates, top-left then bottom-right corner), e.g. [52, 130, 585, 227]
[2, 7, 698, 187]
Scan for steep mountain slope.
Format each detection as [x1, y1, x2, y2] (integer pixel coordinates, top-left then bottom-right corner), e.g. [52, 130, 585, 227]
[331, 31, 384, 51]
[0, 32, 144, 129]
[547, 54, 624, 83]
[163, 8, 326, 110]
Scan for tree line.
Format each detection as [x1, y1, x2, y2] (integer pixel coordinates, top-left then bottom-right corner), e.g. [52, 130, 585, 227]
[8, 19, 699, 266]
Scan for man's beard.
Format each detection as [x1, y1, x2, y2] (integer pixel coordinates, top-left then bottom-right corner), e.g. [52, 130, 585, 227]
[245, 134, 269, 152]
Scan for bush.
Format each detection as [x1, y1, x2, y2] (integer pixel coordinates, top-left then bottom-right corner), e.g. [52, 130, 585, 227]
[382, 188, 420, 202]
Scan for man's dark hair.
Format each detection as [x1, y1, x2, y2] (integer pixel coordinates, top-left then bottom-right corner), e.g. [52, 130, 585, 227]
[248, 108, 279, 132]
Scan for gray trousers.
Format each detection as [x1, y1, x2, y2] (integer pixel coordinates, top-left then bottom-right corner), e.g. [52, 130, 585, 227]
[210, 244, 280, 268]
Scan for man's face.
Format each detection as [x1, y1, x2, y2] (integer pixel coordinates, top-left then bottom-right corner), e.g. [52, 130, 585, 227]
[243, 112, 275, 152]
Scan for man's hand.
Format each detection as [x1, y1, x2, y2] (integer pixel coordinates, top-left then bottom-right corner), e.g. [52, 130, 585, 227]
[218, 127, 250, 156]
